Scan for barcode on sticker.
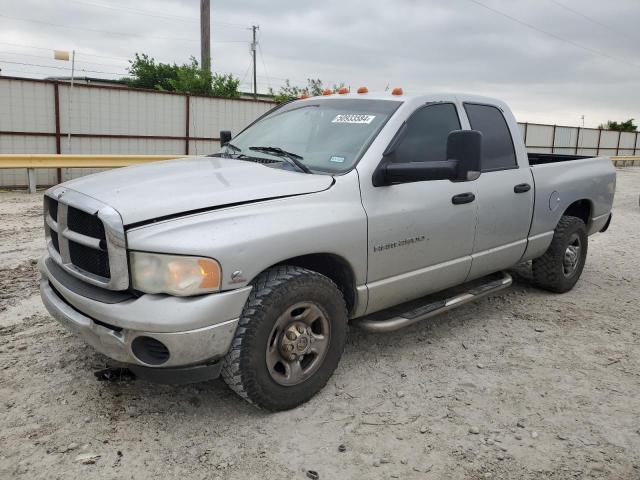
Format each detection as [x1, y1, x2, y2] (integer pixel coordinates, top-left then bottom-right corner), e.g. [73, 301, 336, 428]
[332, 114, 376, 124]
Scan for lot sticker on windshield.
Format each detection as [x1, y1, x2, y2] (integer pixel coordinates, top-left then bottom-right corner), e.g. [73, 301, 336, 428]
[332, 114, 376, 124]
[330, 156, 345, 163]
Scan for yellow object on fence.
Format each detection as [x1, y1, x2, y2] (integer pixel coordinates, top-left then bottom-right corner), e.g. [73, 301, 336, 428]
[0, 154, 191, 169]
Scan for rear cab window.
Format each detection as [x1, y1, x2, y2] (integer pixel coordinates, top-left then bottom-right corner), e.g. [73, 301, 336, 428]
[463, 103, 517, 171]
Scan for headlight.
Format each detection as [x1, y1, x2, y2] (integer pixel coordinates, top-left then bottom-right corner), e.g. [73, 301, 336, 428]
[130, 252, 221, 296]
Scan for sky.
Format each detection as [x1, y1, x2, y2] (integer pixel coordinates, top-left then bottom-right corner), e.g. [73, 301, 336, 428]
[0, 0, 638, 127]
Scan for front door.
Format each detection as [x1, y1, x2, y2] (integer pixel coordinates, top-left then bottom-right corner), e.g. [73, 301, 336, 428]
[360, 103, 478, 314]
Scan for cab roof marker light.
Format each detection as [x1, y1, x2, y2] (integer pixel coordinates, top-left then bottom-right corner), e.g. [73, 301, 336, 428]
[338, 87, 349, 94]
[391, 87, 403, 96]
[357, 86, 368, 93]
[322, 89, 333, 96]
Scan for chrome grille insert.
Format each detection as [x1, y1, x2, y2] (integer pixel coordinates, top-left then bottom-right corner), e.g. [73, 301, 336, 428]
[44, 187, 128, 290]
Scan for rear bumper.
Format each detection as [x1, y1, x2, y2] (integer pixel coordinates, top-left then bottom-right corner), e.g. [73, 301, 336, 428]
[39, 254, 251, 370]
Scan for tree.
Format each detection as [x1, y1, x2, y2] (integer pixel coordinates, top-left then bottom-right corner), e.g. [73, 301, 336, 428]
[270, 78, 347, 102]
[598, 119, 637, 132]
[125, 53, 239, 98]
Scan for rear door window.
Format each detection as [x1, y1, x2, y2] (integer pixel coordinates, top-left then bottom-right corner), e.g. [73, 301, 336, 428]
[464, 103, 517, 171]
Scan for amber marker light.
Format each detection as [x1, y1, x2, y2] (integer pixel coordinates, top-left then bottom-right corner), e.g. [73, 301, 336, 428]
[391, 87, 403, 95]
[338, 87, 349, 94]
[357, 86, 368, 94]
[322, 89, 333, 96]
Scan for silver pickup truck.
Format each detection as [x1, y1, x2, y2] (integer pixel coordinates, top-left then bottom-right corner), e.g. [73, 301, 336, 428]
[39, 92, 616, 410]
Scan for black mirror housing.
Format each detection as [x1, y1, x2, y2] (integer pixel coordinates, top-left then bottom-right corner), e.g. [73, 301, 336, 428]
[220, 130, 232, 146]
[372, 129, 483, 187]
[447, 130, 482, 181]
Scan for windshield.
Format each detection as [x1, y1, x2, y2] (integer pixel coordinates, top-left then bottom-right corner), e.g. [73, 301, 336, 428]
[218, 98, 402, 174]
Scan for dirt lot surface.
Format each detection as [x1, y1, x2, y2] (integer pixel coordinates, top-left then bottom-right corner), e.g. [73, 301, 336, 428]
[1, 169, 639, 480]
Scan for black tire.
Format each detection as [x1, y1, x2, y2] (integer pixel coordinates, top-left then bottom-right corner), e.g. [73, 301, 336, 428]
[532, 215, 588, 293]
[221, 265, 348, 410]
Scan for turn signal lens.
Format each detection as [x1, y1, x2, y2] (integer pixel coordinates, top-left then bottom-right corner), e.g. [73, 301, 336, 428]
[391, 87, 403, 95]
[338, 87, 349, 94]
[357, 86, 368, 94]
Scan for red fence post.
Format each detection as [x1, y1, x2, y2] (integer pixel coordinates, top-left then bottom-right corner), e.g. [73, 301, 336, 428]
[185, 94, 190, 155]
[53, 82, 62, 183]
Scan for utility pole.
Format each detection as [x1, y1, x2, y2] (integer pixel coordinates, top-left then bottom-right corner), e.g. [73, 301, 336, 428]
[251, 25, 259, 98]
[200, 0, 211, 73]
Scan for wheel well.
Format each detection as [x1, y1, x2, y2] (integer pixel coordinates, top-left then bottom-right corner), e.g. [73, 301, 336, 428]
[563, 199, 592, 225]
[274, 254, 356, 314]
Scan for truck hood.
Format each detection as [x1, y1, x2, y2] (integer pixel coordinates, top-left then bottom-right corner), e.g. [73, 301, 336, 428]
[62, 156, 334, 225]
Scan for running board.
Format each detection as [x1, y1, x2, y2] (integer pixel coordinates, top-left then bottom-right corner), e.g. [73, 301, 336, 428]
[357, 272, 513, 333]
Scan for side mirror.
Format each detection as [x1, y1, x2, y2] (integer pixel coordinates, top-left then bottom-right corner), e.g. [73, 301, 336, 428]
[372, 129, 483, 186]
[447, 130, 482, 181]
[220, 130, 232, 146]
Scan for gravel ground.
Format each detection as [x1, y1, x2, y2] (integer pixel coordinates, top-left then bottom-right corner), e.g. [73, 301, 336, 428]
[1, 168, 639, 480]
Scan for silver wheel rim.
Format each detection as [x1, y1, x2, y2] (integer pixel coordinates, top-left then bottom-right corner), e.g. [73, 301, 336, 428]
[265, 302, 331, 386]
[563, 233, 581, 277]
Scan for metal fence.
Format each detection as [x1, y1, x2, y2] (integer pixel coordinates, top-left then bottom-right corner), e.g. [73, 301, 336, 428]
[519, 122, 639, 157]
[1, 75, 639, 187]
[0, 76, 276, 186]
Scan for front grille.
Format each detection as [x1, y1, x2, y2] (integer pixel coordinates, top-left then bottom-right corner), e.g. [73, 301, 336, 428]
[43, 188, 127, 290]
[68, 206, 107, 240]
[69, 241, 111, 278]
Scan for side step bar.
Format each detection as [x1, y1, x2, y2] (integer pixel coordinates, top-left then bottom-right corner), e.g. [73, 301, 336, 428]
[357, 272, 513, 333]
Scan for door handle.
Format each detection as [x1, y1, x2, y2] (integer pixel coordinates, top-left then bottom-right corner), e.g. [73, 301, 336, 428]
[451, 192, 475, 205]
[514, 183, 531, 193]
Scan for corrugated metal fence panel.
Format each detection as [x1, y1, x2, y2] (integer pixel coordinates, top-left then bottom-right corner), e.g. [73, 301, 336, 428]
[0, 136, 58, 186]
[189, 96, 273, 139]
[618, 131, 636, 156]
[525, 124, 554, 152]
[189, 140, 219, 155]
[58, 84, 186, 136]
[576, 128, 599, 156]
[553, 126, 578, 154]
[0, 78, 55, 133]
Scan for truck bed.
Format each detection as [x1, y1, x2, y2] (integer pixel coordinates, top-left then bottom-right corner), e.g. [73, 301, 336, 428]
[528, 153, 593, 166]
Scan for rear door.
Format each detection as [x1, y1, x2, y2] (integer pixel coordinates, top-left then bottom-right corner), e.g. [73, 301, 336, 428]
[462, 103, 534, 280]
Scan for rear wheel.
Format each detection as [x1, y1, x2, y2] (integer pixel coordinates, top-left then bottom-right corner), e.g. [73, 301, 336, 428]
[221, 265, 347, 410]
[532, 215, 588, 293]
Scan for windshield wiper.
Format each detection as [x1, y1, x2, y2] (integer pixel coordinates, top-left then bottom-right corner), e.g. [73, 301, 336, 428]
[224, 142, 242, 153]
[248, 146, 312, 174]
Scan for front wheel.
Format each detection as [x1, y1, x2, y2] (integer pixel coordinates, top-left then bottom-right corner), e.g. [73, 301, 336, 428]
[532, 215, 588, 293]
[221, 266, 347, 410]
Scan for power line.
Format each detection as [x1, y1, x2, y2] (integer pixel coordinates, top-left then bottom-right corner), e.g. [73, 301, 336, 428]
[0, 59, 128, 76]
[0, 41, 130, 61]
[0, 13, 250, 44]
[464, 0, 640, 70]
[257, 42, 272, 92]
[66, 0, 247, 28]
[546, 0, 637, 41]
[0, 50, 128, 69]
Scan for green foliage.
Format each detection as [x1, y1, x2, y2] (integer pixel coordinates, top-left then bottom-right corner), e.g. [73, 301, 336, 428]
[270, 78, 347, 102]
[598, 119, 637, 132]
[125, 53, 239, 98]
